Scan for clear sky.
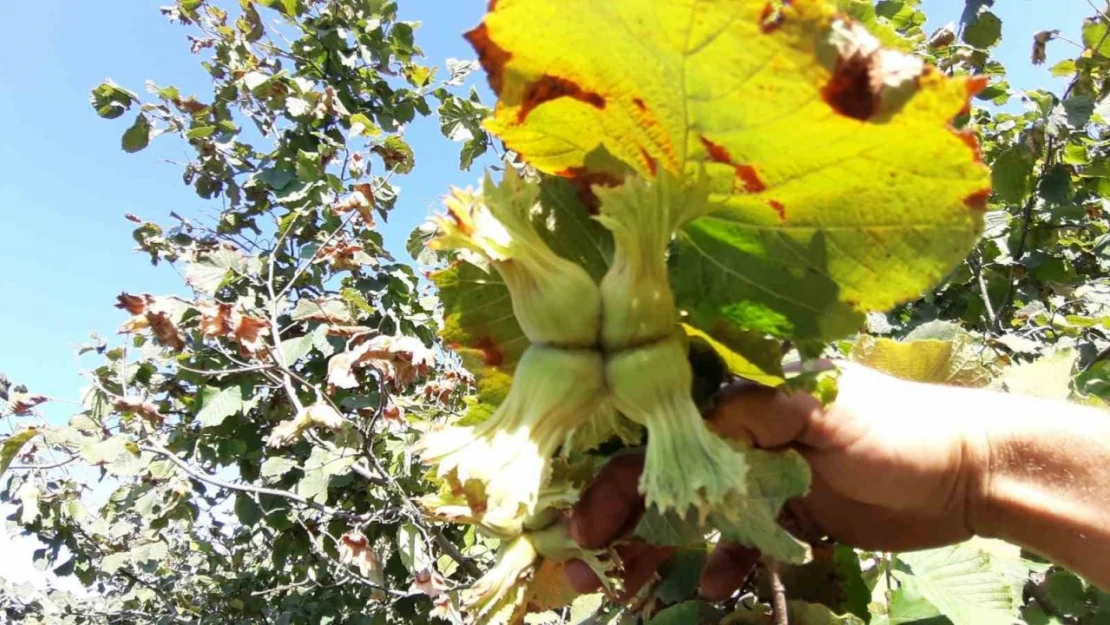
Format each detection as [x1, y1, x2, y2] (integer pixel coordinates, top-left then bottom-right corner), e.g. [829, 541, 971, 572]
[0, 0, 1093, 591]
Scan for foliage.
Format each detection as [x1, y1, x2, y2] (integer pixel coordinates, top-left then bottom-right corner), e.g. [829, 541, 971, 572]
[3, 1, 1110, 625]
[2, 1, 489, 622]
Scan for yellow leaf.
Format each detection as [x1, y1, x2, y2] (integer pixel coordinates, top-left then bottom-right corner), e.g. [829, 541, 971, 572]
[469, 0, 989, 340]
[850, 335, 991, 387]
[1001, 349, 1077, 400]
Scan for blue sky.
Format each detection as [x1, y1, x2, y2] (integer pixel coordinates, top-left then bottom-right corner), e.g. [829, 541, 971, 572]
[0, 0, 1095, 596]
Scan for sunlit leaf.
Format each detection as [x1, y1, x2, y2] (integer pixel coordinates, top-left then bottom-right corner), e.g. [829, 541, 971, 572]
[850, 334, 991, 387]
[195, 386, 247, 428]
[894, 543, 1021, 625]
[1000, 348, 1077, 399]
[0, 428, 39, 478]
[471, 0, 988, 342]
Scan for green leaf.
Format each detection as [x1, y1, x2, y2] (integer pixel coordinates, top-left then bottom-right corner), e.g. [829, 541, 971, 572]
[991, 147, 1034, 205]
[90, 80, 138, 119]
[372, 136, 415, 174]
[340, 287, 375, 316]
[1021, 604, 1067, 625]
[1077, 360, 1110, 401]
[646, 600, 723, 625]
[870, 580, 944, 625]
[975, 80, 1010, 105]
[296, 468, 330, 502]
[781, 546, 870, 620]
[568, 594, 605, 624]
[710, 445, 812, 564]
[186, 125, 217, 139]
[534, 177, 614, 281]
[729, 601, 866, 624]
[257, 167, 295, 191]
[895, 544, 1021, 625]
[0, 428, 39, 478]
[655, 549, 708, 604]
[80, 437, 139, 467]
[196, 386, 246, 427]
[348, 113, 381, 137]
[634, 507, 706, 547]
[291, 297, 353, 323]
[1039, 164, 1073, 204]
[101, 552, 129, 575]
[635, 445, 811, 564]
[1049, 96, 1095, 135]
[185, 248, 246, 295]
[1042, 569, 1089, 619]
[296, 446, 354, 503]
[279, 334, 315, 365]
[260, 456, 298, 480]
[834, 0, 912, 49]
[962, 11, 1002, 49]
[1083, 17, 1110, 57]
[296, 150, 322, 182]
[396, 523, 432, 574]
[131, 541, 169, 566]
[122, 114, 152, 153]
[235, 493, 264, 526]
[1049, 59, 1077, 77]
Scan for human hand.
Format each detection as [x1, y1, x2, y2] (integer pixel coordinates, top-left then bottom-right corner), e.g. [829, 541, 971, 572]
[565, 363, 991, 600]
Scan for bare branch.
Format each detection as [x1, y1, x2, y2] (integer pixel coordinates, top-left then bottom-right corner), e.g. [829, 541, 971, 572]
[10, 455, 79, 471]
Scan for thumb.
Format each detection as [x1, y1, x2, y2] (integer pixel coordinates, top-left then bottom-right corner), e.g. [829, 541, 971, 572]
[706, 380, 823, 449]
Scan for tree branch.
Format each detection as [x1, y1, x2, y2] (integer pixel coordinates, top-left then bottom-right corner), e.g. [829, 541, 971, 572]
[9, 455, 79, 471]
[141, 443, 372, 522]
[969, 250, 998, 331]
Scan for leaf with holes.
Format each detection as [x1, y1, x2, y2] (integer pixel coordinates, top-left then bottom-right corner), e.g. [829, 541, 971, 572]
[470, 0, 988, 342]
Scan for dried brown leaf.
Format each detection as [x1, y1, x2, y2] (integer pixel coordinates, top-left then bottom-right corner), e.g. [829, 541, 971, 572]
[6, 393, 49, 416]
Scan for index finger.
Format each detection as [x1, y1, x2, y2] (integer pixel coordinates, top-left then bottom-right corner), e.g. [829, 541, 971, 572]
[569, 452, 646, 549]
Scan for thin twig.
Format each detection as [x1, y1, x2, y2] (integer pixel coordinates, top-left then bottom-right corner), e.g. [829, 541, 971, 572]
[998, 187, 1040, 331]
[971, 250, 998, 330]
[884, 552, 895, 620]
[9, 455, 79, 471]
[274, 165, 398, 302]
[363, 445, 481, 578]
[265, 216, 307, 415]
[175, 363, 275, 376]
[291, 509, 411, 598]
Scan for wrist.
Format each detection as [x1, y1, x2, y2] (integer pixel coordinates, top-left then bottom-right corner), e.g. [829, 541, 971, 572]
[960, 412, 998, 538]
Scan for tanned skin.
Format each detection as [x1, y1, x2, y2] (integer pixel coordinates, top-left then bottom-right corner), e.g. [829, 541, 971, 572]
[565, 363, 1110, 598]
